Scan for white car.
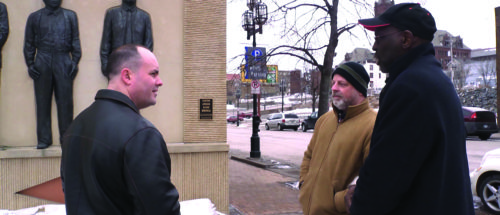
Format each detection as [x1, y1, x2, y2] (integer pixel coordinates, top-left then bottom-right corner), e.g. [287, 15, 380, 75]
[265, 113, 300, 131]
[470, 148, 500, 214]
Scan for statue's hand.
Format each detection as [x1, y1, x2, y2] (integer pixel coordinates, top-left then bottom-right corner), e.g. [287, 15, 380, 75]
[69, 62, 78, 80]
[28, 65, 40, 80]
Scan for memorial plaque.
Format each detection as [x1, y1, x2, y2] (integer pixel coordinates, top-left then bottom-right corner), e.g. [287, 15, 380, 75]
[200, 99, 213, 120]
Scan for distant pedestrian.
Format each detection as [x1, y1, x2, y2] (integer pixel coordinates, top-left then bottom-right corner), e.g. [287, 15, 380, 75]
[299, 62, 377, 214]
[347, 3, 474, 214]
[61, 44, 180, 214]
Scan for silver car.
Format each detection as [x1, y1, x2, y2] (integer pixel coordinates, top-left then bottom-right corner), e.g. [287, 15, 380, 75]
[265, 113, 300, 131]
[470, 147, 500, 214]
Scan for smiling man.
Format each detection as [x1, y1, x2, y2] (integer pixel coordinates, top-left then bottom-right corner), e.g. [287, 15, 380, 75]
[348, 3, 474, 215]
[61, 44, 180, 215]
[299, 62, 376, 214]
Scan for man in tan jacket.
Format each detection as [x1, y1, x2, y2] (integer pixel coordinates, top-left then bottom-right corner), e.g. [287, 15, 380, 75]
[299, 62, 377, 214]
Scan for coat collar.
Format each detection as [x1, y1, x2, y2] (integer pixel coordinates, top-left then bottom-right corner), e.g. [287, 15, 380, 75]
[333, 98, 371, 122]
[121, 4, 137, 12]
[43, 7, 63, 16]
[386, 42, 435, 82]
[95, 89, 139, 113]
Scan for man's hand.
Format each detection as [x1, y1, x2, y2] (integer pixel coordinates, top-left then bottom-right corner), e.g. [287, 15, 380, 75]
[69, 62, 78, 80]
[28, 65, 40, 80]
[344, 184, 356, 214]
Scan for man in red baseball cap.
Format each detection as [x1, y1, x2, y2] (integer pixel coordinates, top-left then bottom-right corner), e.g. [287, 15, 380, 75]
[345, 3, 475, 215]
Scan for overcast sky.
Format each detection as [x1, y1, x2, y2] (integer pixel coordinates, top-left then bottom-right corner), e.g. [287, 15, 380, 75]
[227, 0, 500, 73]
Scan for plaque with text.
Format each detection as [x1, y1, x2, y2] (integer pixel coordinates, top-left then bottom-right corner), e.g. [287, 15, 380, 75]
[200, 99, 213, 120]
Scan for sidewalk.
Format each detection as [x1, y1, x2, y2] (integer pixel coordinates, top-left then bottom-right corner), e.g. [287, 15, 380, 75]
[229, 158, 303, 215]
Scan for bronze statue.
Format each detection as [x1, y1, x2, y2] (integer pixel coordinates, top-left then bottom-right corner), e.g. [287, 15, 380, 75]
[100, 0, 153, 76]
[23, 0, 81, 149]
[0, 2, 8, 70]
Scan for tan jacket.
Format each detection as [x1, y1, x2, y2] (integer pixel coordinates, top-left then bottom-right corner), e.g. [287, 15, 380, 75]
[299, 99, 376, 215]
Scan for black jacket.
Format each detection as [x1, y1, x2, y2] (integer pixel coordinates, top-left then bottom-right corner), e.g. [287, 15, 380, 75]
[24, 7, 81, 67]
[61, 89, 180, 215]
[350, 43, 474, 215]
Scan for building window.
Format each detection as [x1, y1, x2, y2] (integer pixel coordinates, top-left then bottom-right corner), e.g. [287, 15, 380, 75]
[370, 81, 373, 88]
[379, 73, 381, 78]
[370, 73, 373, 78]
[370, 65, 373, 71]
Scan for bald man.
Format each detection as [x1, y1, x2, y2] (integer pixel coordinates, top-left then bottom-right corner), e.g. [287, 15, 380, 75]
[61, 44, 180, 215]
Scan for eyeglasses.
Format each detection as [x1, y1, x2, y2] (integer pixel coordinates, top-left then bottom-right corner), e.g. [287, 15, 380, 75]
[374, 31, 402, 44]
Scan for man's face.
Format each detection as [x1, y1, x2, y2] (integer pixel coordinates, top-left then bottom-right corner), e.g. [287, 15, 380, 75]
[331, 74, 362, 111]
[128, 48, 163, 109]
[43, 0, 62, 10]
[372, 26, 404, 73]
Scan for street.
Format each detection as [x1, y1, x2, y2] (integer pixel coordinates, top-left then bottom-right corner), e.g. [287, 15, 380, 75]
[228, 121, 500, 215]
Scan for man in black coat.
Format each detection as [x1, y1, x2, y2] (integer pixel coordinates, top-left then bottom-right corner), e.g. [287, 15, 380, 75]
[61, 44, 180, 214]
[100, 0, 153, 76]
[345, 3, 474, 215]
[24, 0, 81, 149]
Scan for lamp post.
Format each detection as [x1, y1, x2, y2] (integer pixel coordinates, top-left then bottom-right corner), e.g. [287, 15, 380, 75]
[280, 79, 285, 112]
[235, 82, 241, 127]
[242, 0, 267, 158]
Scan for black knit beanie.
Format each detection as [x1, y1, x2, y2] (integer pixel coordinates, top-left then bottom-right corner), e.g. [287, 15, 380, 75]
[331, 62, 370, 97]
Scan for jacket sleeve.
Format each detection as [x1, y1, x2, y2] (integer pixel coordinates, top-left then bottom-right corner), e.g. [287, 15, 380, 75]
[123, 127, 180, 215]
[299, 114, 328, 183]
[69, 11, 81, 64]
[23, 13, 36, 67]
[350, 82, 437, 215]
[100, 10, 112, 75]
[0, 3, 9, 49]
[143, 13, 153, 51]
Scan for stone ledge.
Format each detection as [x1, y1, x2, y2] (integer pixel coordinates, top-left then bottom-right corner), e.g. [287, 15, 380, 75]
[0, 142, 229, 159]
[167, 142, 229, 153]
[0, 146, 61, 159]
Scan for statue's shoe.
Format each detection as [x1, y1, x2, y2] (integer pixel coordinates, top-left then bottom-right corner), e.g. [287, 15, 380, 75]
[36, 143, 52, 149]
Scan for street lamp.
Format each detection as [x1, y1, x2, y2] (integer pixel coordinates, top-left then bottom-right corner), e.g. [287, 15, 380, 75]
[280, 79, 286, 112]
[242, 0, 267, 158]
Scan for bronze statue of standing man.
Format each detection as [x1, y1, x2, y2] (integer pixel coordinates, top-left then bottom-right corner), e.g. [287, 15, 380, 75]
[23, 0, 81, 149]
[100, 0, 153, 76]
[0, 1, 9, 90]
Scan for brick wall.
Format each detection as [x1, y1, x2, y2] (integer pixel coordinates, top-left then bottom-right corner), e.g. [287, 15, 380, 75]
[184, 0, 227, 143]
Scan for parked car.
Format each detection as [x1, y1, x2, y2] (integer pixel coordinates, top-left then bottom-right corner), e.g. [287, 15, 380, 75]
[463, 107, 498, 140]
[301, 111, 318, 132]
[226, 115, 243, 123]
[238, 112, 253, 119]
[470, 147, 500, 214]
[265, 113, 300, 131]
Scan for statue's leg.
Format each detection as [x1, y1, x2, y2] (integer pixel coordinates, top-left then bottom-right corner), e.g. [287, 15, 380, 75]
[53, 53, 74, 146]
[34, 52, 54, 149]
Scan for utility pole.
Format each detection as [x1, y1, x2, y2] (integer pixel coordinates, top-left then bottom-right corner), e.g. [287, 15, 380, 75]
[448, 34, 455, 87]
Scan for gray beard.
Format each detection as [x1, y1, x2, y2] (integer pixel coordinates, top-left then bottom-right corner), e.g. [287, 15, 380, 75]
[332, 99, 347, 110]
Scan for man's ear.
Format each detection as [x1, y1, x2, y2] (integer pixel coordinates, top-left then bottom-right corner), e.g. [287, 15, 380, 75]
[121, 68, 133, 85]
[401, 30, 414, 49]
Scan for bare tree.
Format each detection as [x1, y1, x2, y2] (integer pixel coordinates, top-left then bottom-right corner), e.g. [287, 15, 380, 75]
[477, 60, 496, 88]
[266, 0, 370, 117]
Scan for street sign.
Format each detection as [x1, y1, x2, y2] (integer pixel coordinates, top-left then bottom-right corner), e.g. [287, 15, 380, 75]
[245, 47, 267, 80]
[240, 64, 278, 83]
[251, 80, 261, 94]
